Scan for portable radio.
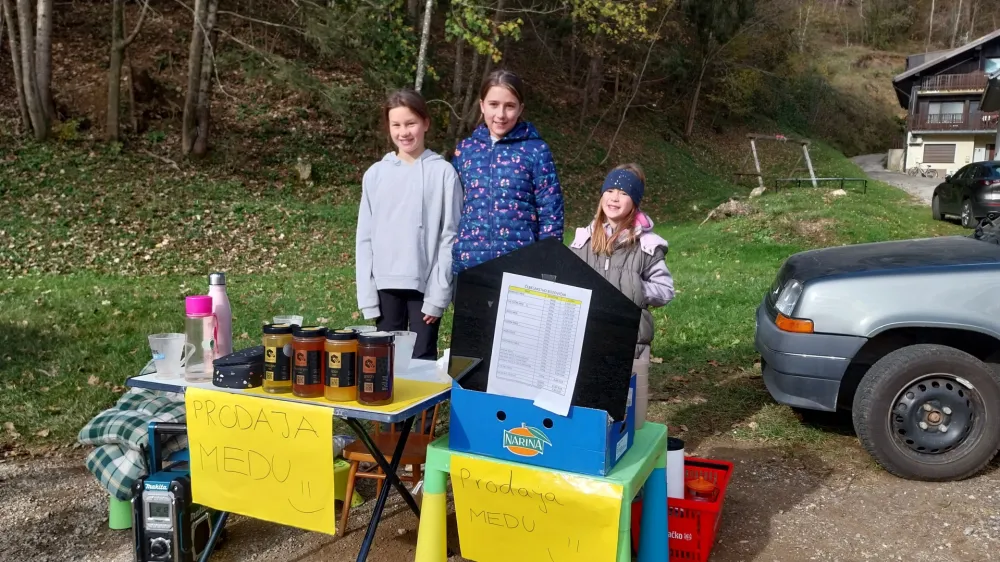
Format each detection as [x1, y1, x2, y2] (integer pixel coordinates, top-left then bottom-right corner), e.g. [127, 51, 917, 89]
[132, 422, 223, 562]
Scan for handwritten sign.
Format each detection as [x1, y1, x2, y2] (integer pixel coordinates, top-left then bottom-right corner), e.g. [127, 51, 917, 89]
[451, 456, 623, 562]
[185, 388, 336, 535]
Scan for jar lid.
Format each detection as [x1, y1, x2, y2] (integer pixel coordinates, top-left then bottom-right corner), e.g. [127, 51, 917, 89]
[358, 331, 394, 345]
[263, 323, 294, 335]
[326, 328, 358, 341]
[293, 325, 328, 338]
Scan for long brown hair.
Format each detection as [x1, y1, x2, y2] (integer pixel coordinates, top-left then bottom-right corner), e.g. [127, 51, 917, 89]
[382, 88, 430, 132]
[479, 69, 526, 103]
[590, 163, 645, 256]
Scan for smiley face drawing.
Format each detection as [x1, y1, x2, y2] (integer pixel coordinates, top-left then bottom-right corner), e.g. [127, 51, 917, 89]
[287, 477, 330, 515]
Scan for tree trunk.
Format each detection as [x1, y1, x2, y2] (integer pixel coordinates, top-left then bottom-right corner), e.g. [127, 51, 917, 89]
[968, 0, 979, 42]
[446, 37, 464, 143]
[107, 0, 149, 141]
[17, 0, 46, 140]
[927, 0, 935, 51]
[34, 0, 52, 121]
[182, 0, 208, 154]
[127, 55, 138, 131]
[2, 0, 29, 132]
[684, 60, 708, 139]
[413, 0, 434, 92]
[460, 50, 480, 138]
[407, 0, 418, 23]
[106, 0, 124, 141]
[951, 0, 964, 48]
[192, 0, 219, 156]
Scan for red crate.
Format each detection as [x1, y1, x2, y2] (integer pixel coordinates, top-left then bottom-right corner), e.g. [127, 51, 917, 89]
[630, 457, 735, 562]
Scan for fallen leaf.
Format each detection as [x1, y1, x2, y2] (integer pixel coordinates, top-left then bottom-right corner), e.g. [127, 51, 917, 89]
[748, 421, 759, 430]
[650, 356, 663, 364]
[239, 332, 249, 340]
[351, 311, 360, 320]
[679, 425, 688, 433]
[708, 360, 720, 367]
[671, 376, 688, 383]
[87, 375, 100, 386]
[35, 429, 50, 438]
[3, 422, 15, 432]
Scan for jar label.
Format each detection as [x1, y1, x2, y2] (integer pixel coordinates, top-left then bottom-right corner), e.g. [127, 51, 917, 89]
[325, 351, 356, 388]
[361, 355, 391, 394]
[294, 349, 322, 386]
[264, 345, 291, 382]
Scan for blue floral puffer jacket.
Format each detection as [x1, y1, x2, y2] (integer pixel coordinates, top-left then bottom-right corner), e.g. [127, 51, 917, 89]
[451, 121, 564, 275]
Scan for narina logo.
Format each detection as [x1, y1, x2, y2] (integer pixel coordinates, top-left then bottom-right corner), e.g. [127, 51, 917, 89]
[502, 423, 552, 457]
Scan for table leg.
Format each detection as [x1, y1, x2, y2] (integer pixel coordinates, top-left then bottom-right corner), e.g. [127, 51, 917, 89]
[344, 418, 422, 517]
[352, 417, 414, 562]
[637, 453, 668, 562]
[197, 511, 229, 562]
[414, 466, 448, 562]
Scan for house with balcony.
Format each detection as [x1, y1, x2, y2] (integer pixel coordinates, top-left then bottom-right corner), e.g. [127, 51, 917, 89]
[893, 29, 1000, 175]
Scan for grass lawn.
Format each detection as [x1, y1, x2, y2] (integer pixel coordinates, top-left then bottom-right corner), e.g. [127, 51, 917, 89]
[0, 129, 964, 451]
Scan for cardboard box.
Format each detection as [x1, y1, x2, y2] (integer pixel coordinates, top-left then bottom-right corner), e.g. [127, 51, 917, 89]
[448, 374, 637, 476]
[447, 238, 643, 476]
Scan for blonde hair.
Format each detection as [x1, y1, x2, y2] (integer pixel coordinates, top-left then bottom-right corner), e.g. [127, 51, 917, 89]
[590, 163, 644, 256]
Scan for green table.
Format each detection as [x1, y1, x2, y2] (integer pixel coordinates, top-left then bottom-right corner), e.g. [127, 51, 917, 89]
[414, 422, 669, 562]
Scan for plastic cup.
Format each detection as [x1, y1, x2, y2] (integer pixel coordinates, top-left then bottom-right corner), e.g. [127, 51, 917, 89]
[273, 315, 304, 326]
[345, 325, 377, 333]
[148, 333, 195, 379]
[391, 331, 417, 375]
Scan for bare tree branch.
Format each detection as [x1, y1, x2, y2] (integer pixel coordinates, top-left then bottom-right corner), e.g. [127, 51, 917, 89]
[600, 1, 674, 165]
[123, 0, 151, 47]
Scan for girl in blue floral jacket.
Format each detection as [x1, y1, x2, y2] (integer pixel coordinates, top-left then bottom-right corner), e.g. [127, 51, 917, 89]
[451, 70, 565, 275]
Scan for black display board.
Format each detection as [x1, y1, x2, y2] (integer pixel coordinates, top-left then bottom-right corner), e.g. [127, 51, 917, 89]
[448, 238, 641, 421]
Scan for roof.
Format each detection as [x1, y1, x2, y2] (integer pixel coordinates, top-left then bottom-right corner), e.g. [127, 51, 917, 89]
[893, 28, 1000, 84]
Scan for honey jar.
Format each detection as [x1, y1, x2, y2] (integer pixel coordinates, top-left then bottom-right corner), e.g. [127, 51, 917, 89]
[357, 331, 394, 406]
[324, 329, 359, 402]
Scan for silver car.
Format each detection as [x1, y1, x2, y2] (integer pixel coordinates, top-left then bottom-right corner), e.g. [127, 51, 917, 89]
[755, 235, 1000, 481]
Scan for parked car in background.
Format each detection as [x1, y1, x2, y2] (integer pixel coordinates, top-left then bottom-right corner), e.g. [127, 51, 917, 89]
[932, 161, 1000, 228]
[754, 233, 1000, 482]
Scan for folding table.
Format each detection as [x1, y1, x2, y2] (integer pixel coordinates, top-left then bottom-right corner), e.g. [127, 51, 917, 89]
[127, 358, 451, 562]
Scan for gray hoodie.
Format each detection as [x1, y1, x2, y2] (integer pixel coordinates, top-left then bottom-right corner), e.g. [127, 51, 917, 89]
[355, 149, 463, 319]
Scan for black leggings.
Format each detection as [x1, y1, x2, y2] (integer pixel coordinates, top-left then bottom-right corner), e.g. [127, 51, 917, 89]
[374, 289, 439, 360]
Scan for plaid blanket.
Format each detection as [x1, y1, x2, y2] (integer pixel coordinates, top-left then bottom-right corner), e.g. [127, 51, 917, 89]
[78, 388, 186, 500]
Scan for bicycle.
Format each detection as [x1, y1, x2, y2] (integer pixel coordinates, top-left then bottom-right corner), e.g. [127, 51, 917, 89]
[906, 162, 939, 179]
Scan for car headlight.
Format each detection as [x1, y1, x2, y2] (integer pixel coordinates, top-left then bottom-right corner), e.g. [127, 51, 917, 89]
[774, 280, 803, 317]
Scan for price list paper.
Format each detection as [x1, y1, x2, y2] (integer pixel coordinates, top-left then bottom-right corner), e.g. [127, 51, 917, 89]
[486, 273, 592, 416]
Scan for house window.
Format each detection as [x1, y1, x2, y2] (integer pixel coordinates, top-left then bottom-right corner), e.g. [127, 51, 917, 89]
[927, 101, 965, 123]
[923, 144, 957, 164]
[986, 58, 1000, 74]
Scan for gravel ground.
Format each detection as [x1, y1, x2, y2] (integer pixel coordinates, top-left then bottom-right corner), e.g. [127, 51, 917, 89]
[3, 437, 997, 562]
[851, 154, 941, 206]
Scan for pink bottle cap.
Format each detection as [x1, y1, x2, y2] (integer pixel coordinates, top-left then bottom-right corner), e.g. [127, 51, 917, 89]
[186, 295, 214, 316]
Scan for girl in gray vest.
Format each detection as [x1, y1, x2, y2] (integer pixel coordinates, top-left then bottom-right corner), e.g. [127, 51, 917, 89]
[569, 163, 674, 361]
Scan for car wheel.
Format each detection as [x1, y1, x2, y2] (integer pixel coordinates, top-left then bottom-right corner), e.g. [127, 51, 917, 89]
[852, 344, 1000, 481]
[932, 195, 943, 220]
[961, 199, 976, 228]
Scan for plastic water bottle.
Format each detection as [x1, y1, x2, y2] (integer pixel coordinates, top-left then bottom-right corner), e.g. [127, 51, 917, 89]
[185, 295, 217, 382]
[209, 272, 232, 357]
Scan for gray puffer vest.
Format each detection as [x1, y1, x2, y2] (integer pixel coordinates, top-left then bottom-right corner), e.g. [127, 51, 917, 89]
[570, 233, 663, 354]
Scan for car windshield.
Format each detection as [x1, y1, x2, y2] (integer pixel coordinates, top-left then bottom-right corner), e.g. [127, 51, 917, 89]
[981, 164, 1000, 178]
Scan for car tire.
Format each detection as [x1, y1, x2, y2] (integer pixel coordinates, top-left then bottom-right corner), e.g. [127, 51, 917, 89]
[852, 344, 1000, 481]
[932, 195, 944, 220]
[961, 199, 977, 228]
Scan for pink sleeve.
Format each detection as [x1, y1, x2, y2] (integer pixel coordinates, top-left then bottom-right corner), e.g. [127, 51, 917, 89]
[642, 258, 675, 307]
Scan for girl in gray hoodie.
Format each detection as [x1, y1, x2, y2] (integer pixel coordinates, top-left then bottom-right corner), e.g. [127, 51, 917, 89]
[355, 90, 463, 359]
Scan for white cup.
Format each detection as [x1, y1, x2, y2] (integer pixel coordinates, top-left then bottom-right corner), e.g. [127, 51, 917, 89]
[273, 315, 304, 326]
[148, 333, 196, 379]
[391, 331, 417, 375]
